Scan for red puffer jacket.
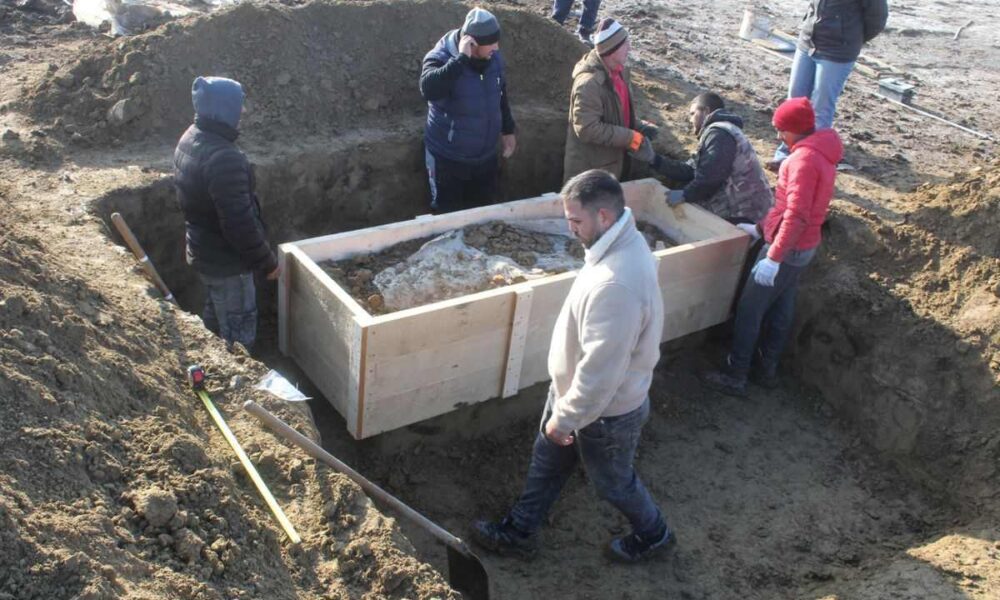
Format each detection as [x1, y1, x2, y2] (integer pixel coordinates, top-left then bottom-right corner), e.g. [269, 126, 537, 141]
[762, 128, 843, 262]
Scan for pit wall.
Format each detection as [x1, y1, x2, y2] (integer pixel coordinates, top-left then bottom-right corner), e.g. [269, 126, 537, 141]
[788, 208, 1000, 512]
[93, 111, 567, 314]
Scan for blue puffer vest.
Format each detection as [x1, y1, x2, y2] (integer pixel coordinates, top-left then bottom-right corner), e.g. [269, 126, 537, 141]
[424, 29, 504, 164]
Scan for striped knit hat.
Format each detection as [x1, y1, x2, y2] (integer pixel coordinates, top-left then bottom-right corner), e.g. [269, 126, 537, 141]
[594, 18, 628, 56]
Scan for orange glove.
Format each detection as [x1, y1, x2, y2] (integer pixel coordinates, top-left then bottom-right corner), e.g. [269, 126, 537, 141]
[628, 130, 644, 152]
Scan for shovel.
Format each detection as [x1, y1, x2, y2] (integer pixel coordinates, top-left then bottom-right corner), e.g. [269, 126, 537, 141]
[110, 212, 177, 304]
[243, 401, 490, 600]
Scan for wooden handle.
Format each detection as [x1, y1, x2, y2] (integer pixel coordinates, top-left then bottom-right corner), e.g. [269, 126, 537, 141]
[243, 400, 471, 553]
[110, 212, 177, 304]
[199, 392, 301, 544]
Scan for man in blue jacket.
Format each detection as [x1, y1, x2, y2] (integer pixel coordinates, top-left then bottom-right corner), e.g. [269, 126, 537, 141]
[770, 0, 888, 169]
[420, 8, 517, 213]
[173, 76, 278, 351]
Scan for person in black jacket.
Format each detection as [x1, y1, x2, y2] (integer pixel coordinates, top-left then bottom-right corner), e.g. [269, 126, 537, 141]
[173, 76, 278, 351]
[420, 8, 517, 213]
[770, 0, 888, 168]
[645, 92, 772, 225]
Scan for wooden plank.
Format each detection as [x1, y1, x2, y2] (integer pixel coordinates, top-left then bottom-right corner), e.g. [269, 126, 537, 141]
[295, 193, 564, 263]
[354, 324, 367, 439]
[502, 288, 534, 398]
[360, 367, 521, 438]
[277, 247, 290, 355]
[284, 249, 361, 432]
[624, 179, 736, 243]
[517, 273, 575, 387]
[284, 244, 371, 322]
[360, 292, 516, 436]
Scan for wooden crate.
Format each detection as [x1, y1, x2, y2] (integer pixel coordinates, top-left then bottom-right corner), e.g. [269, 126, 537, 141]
[278, 179, 749, 439]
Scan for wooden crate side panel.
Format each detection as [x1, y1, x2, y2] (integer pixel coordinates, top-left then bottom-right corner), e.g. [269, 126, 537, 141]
[285, 249, 360, 434]
[625, 178, 736, 244]
[359, 293, 516, 437]
[658, 234, 749, 340]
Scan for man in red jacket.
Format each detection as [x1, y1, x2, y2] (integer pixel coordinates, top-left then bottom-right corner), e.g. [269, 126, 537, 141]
[704, 97, 842, 396]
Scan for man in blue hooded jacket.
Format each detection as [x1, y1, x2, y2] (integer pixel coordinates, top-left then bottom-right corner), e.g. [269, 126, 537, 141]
[420, 7, 517, 213]
[173, 76, 278, 351]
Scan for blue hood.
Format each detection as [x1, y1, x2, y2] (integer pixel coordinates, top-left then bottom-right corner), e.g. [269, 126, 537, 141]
[192, 76, 244, 130]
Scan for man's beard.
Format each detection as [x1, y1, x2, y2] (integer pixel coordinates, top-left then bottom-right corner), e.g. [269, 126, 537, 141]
[579, 224, 607, 249]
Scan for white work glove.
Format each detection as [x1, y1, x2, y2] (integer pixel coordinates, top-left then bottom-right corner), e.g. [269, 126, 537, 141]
[752, 257, 780, 287]
[736, 223, 761, 241]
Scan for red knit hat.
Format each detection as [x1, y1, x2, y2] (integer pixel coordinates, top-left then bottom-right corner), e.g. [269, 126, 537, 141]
[772, 97, 815, 134]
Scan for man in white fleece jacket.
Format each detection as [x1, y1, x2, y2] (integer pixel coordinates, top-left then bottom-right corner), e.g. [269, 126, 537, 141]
[471, 169, 673, 563]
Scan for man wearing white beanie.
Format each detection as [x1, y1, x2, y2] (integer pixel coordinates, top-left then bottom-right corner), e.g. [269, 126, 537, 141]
[562, 18, 658, 183]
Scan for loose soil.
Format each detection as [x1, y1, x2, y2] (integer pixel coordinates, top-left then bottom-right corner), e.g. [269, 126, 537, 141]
[1, 0, 999, 599]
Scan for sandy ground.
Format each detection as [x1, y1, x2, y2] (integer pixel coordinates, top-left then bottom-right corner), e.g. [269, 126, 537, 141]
[1, 0, 999, 599]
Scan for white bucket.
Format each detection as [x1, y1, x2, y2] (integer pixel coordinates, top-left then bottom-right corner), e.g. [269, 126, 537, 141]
[739, 8, 772, 41]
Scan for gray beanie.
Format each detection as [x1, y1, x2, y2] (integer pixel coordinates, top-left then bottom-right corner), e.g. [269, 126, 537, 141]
[462, 7, 500, 45]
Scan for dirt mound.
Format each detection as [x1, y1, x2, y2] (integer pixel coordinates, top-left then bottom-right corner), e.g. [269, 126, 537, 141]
[909, 164, 1000, 259]
[0, 0, 74, 29]
[792, 161, 1000, 509]
[0, 197, 455, 598]
[24, 0, 583, 145]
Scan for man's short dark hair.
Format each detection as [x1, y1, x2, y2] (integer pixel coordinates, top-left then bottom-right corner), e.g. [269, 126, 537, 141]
[561, 169, 625, 217]
[693, 92, 725, 113]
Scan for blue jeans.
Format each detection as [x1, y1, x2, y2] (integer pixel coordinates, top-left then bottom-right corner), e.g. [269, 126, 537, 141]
[729, 244, 816, 374]
[774, 49, 855, 161]
[508, 397, 666, 540]
[199, 271, 258, 350]
[551, 0, 600, 34]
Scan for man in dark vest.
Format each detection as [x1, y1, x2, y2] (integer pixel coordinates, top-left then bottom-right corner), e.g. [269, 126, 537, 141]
[173, 76, 278, 351]
[420, 7, 517, 213]
[644, 92, 772, 224]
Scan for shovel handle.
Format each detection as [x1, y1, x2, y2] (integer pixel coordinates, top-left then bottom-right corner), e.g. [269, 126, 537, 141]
[111, 212, 177, 304]
[200, 391, 301, 544]
[243, 400, 470, 553]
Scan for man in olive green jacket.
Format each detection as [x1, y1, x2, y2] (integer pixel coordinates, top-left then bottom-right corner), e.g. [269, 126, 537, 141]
[563, 18, 656, 182]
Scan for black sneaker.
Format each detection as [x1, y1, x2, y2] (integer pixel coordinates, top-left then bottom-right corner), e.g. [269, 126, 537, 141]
[701, 369, 748, 397]
[750, 369, 779, 390]
[577, 31, 594, 47]
[607, 527, 675, 563]
[750, 349, 779, 389]
[471, 518, 538, 560]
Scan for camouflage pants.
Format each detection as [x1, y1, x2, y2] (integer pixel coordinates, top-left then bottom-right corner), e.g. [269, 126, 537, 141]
[199, 271, 258, 350]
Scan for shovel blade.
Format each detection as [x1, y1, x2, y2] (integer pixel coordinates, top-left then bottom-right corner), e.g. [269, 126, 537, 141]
[446, 544, 490, 600]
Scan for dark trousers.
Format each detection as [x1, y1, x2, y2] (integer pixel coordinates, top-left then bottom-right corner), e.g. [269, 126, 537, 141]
[729, 244, 814, 375]
[199, 271, 258, 350]
[551, 0, 600, 34]
[425, 149, 499, 214]
[508, 398, 666, 540]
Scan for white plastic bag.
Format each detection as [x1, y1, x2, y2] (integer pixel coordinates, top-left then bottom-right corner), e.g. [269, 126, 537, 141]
[372, 221, 583, 312]
[73, 0, 218, 36]
[255, 369, 311, 402]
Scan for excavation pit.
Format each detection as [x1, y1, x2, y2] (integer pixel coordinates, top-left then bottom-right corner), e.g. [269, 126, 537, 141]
[10, 0, 1000, 598]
